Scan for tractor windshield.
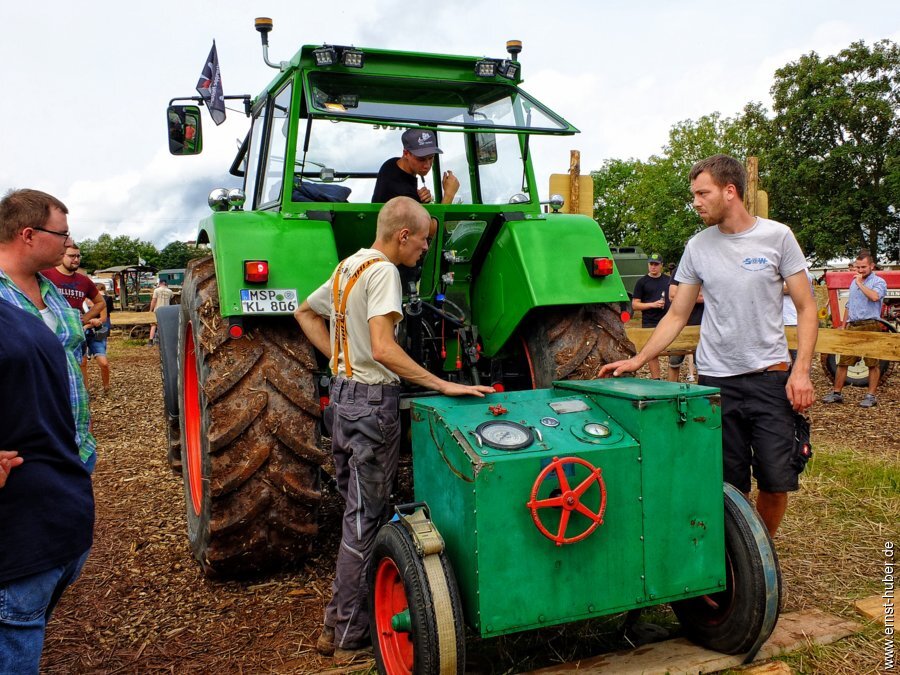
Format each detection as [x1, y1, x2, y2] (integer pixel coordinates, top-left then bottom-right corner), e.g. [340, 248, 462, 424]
[293, 119, 528, 205]
[303, 72, 575, 134]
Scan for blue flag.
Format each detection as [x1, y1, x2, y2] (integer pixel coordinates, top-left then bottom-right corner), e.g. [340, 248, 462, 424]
[196, 41, 226, 125]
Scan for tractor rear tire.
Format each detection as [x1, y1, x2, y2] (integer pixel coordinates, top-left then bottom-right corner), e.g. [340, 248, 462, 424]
[156, 305, 181, 473]
[820, 319, 895, 387]
[671, 484, 782, 655]
[369, 521, 465, 675]
[522, 304, 635, 388]
[178, 256, 326, 577]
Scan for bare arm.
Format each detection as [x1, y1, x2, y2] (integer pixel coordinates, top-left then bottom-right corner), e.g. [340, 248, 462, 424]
[600, 283, 700, 377]
[855, 274, 881, 302]
[369, 315, 493, 396]
[294, 301, 332, 358]
[784, 271, 818, 411]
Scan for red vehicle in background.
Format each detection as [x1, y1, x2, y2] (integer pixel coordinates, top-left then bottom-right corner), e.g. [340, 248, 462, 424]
[820, 269, 899, 386]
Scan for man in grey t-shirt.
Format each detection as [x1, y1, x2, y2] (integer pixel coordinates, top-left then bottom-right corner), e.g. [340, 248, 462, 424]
[601, 155, 817, 537]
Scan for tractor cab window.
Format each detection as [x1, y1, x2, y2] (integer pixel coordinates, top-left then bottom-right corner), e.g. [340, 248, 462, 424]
[259, 83, 293, 208]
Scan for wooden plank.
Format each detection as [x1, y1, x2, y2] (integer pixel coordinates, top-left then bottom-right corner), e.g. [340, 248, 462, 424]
[111, 311, 156, 326]
[625, 326, 900, 361]
[742, 662, 793, 675]
[525, 608, 860, 674]
[854, 594, 888, 624]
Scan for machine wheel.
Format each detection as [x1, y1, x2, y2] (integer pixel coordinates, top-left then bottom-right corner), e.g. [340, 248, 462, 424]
[671, 484, 782, 655]
[369, 521, 465, 675]
[178, 256, 327, 577]
[820, 319, 895, 387]
[521, 304, 635, 388]
[156, 305, 182, 472]
[129, 324, 151, 341]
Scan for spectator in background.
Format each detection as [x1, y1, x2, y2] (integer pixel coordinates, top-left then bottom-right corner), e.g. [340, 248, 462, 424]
[85, 282, 113, 392]
[0, 299, 95, 674]
[41, 243, 106, 382]
[0, 189, 97, 473]
[822, 251, 887, 408]
[782, 266, 815, 364]
[667, 269, 704, 382]
[147, 280, 173, 346]
[631, 253, 671, 379]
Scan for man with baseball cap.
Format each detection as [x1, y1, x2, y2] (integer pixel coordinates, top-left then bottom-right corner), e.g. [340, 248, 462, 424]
[631, 253, 671, 379]
[372, 128, 460, 204]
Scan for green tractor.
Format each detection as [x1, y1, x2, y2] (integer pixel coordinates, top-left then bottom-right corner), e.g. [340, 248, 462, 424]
[159, 18, 634, 578]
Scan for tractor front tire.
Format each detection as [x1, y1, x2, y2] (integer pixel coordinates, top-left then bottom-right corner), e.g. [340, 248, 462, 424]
[522, 304, 635, 388]
[178, 256, 327, 577]
[671, 484, 782, 655]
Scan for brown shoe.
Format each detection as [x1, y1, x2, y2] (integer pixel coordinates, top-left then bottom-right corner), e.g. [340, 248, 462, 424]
[333, 645, 373, 666]
[316, 625, 335, 656]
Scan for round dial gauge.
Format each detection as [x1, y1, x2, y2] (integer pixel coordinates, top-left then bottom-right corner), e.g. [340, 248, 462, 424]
[475, 421, 534, 450]
[583, 422, 611, 438]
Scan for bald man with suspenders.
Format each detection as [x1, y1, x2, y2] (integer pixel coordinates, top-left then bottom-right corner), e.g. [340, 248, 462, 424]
[294, 196, 492, 664]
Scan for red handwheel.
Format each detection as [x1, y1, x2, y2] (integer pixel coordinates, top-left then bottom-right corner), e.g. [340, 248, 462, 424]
[526, 456, 607, 546]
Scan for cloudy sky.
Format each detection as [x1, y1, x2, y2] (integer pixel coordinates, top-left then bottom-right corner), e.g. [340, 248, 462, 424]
[1, 1, 897, 248]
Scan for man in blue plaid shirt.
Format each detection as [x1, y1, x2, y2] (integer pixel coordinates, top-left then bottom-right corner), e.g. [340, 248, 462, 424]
[0, 189, 96, 470]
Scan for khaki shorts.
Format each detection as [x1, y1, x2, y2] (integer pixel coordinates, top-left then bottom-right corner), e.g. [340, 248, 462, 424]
[837, 320, 881, 367]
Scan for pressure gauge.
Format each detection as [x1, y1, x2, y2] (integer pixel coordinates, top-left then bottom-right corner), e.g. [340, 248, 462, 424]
[475, 421, 534, 450]
[583, 422, 611, 438]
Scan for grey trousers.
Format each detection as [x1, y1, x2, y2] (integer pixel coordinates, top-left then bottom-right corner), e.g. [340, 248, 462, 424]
[323, 377, 401, 649]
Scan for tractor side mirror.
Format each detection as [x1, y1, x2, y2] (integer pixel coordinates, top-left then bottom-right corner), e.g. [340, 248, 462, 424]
[167, 105, 203, 155]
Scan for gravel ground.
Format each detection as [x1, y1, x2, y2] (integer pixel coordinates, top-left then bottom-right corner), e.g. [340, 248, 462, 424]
[39, 336, 898, 673]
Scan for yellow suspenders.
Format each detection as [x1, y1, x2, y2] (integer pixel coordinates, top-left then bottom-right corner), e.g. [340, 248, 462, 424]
[330, 256, 387, 378]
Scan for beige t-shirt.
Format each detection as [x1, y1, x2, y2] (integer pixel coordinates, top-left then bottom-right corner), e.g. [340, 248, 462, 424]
[153, 286, 174, 307]
[307, 248, 402, 385]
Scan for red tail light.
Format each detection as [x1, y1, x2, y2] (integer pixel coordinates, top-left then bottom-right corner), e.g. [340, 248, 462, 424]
[584, 256, 614, 278]
[244, 260, 269, 283]
[620, 310, 631, 323]
[228, 324, 244, 339]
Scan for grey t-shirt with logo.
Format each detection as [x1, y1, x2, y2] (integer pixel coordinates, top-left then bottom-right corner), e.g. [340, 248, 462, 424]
[675, 218, 807, 377]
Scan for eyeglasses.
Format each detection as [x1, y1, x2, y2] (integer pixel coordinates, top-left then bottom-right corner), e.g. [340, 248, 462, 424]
[32, 226, 72, 240]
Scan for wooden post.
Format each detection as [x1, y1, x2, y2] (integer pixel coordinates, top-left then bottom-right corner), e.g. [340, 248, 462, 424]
[745, 156, 759, 216]
[569, 150, 580, 215]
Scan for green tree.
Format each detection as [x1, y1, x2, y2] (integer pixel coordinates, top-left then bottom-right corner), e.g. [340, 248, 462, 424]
[79, 234, 159, 273]
[156, 240, 204, 270]
[767, 39, 900, 261]
[623, 106, 770, 264]
[591, 158, 641, 245]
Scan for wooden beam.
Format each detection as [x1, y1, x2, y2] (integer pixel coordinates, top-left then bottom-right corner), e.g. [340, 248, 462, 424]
[626, 326, 900, 361]
[745, 156, 759, 216]
[569, 150, 580, 215]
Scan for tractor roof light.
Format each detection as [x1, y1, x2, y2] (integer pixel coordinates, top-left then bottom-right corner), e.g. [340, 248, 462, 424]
[340, 48, 365, 68]
[475, 59, 497, 77]
[497, 59, 520, 80]
[313, 45, 337, 66]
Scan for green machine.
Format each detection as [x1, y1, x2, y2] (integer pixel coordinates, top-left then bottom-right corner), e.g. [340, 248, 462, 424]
[159, 18, 635, 578]
[369, 380, 781, 674]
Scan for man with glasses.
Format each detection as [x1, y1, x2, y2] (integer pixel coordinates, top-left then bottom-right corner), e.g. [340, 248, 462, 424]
[372, 128, 459, 204]
[0, 189, 97, 473]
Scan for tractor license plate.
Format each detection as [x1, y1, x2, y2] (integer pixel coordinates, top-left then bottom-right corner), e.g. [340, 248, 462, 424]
[240, 288, 298, 314]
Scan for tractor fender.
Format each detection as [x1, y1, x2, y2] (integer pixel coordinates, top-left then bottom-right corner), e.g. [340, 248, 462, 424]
[197, 210, 339, 319]
[471, 212, 629, 356]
